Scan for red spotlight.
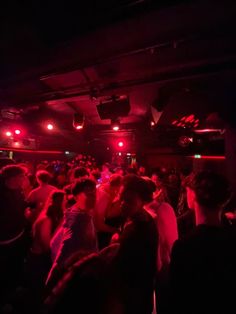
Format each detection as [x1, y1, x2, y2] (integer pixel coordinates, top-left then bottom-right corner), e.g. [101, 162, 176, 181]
[111, 119, 120, 131]
[76, 125, 83, 130]
[47, 124, 54, 130]
[118, 141, 124, 147]
[15, 129, 21, 135]
[150, 121, 155, 127]
[5, 131, 12, 137]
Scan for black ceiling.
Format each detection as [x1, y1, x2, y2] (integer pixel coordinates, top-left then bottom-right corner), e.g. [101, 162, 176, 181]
[0, 0, 236, 152]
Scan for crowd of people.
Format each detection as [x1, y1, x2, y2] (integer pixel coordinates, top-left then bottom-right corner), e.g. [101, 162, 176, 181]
[0, 153, 235, 314]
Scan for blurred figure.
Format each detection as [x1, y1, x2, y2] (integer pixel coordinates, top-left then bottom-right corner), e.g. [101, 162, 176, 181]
[25, 191, 65, 299]
[170, 171, 235, 314]
[114, 167, 124, 176]
[89, 169, 101, 186]
[165, 173, 181, 211]
[0, 165, 28, 303]
[100, 163, 112, 184]
[138, 166, 146, 176]
[48, 179, 98, 285]
[94, 174, 122, 249]
[26, 170, 56, 223]
[145, 179, 178, 314]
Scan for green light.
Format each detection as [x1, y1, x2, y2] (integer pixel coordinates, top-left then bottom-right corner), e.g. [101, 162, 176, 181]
[194, 154, 201, 159]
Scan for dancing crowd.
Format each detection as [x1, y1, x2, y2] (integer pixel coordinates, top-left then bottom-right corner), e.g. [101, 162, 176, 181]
[0, 154, 235, 314]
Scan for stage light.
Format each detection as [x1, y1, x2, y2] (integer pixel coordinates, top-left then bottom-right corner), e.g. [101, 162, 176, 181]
[111, 119, 120, 131]
[73, 113, 84, 130]
[5, 131, 12, 137]
[65, 151, 70, 155]
[47, 124, 54, 130]
[15, 129, 21, 135]
[76, 125, 83, 130]
[118, 141, 124, 147]
[150, 121, 155, 127]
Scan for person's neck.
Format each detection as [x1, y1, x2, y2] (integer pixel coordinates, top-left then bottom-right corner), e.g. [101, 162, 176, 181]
[195, 205, 222, 226]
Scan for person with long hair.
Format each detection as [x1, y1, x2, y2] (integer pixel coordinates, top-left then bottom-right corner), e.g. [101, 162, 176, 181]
[25, 190, 65, 299]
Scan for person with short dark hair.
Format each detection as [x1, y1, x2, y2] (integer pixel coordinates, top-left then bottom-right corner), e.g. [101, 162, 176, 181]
[170, 171, 235, 314]
[26, 170, 56, 223]
[113, 175, 158, 314]
[0, 165, 28, 303]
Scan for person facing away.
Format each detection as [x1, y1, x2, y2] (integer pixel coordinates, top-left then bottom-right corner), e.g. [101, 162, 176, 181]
[26, 170, 56, 223]
[170, 171, 235, 314]
[112, 175, 158, 314]
[49, 178, 98, 278]
[94, 174, 122, 249]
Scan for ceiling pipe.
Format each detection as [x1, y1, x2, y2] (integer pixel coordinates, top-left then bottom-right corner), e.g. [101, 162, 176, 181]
[17, 56, 236, 106]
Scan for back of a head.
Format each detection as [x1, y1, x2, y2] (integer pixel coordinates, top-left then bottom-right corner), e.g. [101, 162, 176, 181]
[123, 174, 153, 203]
[109, 174, 122, 188]
[36, 170, 52, 184]
[73, 167, 89, 179]
[186, 171, 231, 209]
[72, 178, 96, 196]
[0, 164, 25, 181]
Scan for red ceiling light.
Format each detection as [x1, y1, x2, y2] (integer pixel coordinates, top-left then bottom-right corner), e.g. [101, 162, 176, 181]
[73, 113, 84, 130]
[150, 121, 155, 127]
[15, 129, 21, 135]
[111, 119, 120, 131]
[5, 131, 12, 137]
[47, 124, 54, 130]
[118, 141, 124, 147]
[113, 125, 119, 131]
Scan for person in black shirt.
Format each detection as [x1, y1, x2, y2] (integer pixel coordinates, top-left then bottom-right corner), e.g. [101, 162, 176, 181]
[170, 171, 235, 314]
[114, 175, 158, 314]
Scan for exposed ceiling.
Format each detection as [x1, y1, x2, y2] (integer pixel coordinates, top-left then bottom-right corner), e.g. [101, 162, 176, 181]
[0, 0, 236, 152]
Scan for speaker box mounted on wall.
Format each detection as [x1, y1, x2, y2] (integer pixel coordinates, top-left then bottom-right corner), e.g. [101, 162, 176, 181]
[96, 95, 130, 120]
